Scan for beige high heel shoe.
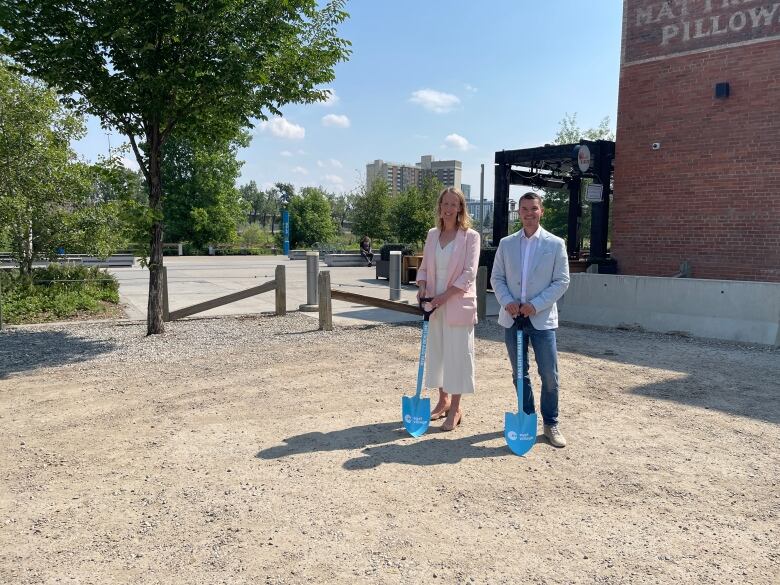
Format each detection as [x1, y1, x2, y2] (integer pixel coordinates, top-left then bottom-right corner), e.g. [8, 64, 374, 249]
[440, 410, 463, 432]
[430, 402, 451, 420]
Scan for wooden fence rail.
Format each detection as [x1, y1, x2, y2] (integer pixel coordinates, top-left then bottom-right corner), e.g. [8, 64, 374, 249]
[165, 264, 286, 321]
[317, 265, 488, 331]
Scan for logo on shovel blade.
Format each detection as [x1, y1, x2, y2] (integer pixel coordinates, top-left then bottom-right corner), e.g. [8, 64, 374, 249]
[404, 414, 412, 424]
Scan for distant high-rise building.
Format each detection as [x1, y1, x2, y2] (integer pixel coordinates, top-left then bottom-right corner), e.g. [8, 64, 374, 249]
[466, 200, 493, 224]
[366, 155, 462, 195]
[461, 184, 471, 200]
[366, 159, 421, 194]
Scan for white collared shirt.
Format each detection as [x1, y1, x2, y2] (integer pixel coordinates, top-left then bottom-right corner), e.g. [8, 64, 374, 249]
[519, 227, 542, 303]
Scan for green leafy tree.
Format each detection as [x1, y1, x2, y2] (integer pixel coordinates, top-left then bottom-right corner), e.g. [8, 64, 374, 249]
[0, 65, 125, 275]
[536, 113, 615, 241]
[270, 182, 296, 234]
[351, 179, 391, 242]
[0, 0, 351, 333]
[89, 154, 147, 205]
[327, 191, 356, 232]
[287, 187, 335, 248]
[389, 186, 435, 248]
[161, 128, 249, 251]
[240, 181, 269, 226]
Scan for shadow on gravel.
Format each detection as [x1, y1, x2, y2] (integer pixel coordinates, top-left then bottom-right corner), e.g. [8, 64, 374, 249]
[342, 430, 513, 469]
[257, 422, 402, 460]
[556, 325, 780, 425]
[256, 422, 522, 468]
[0, 330, 116, 379]
[629, 376, 780, 425]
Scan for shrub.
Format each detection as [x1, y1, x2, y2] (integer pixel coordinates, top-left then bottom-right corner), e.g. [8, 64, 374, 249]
[0, 264, 119, 324]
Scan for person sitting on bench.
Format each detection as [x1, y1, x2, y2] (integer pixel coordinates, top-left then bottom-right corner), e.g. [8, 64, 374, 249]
[360, 236, 374, 267]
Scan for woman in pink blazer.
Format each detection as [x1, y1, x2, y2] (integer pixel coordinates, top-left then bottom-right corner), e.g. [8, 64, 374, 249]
[416, 187, 481, 431]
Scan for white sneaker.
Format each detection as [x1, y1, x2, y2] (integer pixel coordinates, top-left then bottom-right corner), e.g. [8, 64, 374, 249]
[544, 424, 567, 448]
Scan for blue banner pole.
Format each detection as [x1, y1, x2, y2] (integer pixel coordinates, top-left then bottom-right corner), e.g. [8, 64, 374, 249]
[282, 209, 290, 256]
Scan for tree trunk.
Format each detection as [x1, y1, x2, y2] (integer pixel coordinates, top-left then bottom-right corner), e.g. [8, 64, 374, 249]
[146, 126, 165, 335]
[22, 217, 33, 277]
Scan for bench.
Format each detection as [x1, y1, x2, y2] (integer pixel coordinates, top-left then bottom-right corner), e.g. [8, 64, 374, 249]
[323, 253, 371, 267]
[288, 250, 309, 260]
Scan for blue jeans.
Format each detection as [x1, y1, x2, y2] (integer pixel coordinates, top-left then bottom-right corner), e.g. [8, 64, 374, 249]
[504, 321, 559, 425]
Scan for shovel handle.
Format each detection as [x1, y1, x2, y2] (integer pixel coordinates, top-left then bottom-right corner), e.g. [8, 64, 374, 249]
[514, 315, 531, 328]
[419, 297, 435, 320]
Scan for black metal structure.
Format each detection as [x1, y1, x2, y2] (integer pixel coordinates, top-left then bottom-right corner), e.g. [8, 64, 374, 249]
[493, 140, 615, 267]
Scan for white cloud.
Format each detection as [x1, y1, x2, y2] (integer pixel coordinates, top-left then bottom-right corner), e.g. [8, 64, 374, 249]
[317, 159, 342, 169]
[323, 174, 344, 186]
[444, 133, 473, 151]
[320, 88, 340, 106]
[409, 89, 461, 113]
[322, 114, 351, 128]
[280, 150, 293, 157]
[292, 166, 309, 175]
[120, 156, 139, 171]
[464, 83, 478, 93]
[258, 117, 305, 139]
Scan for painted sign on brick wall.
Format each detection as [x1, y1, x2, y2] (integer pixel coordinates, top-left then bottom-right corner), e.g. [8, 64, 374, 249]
[624, 0, 780, 64]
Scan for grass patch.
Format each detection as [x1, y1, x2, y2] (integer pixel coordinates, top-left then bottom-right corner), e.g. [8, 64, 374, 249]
[0, 265, 121, 325]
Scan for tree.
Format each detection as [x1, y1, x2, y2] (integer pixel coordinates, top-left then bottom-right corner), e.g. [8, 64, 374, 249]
[89, 154, 147, 205]
[287, 187, 335, 247]
[0, 64, 124, 275]
[537, 113, 615, 241]
[161, 128, 249, 250]
[327, 191, 356, 232]
[351, 179, 391, 242]
[240, 181, 268, 226]
[388, 177, 442, 248]
[270, 182, 296, 234]
[0, 0, 351, 334]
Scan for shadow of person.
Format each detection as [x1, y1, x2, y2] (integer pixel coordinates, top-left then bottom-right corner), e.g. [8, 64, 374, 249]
[256, 421, 404, 460]
[342, 430, 509, 469]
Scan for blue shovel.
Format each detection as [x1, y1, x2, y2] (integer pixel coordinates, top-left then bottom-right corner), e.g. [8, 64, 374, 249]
[402, 298, 435, 437]
[504, 315, 537, 456]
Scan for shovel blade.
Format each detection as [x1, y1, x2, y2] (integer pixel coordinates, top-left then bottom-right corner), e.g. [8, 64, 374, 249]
[402, 396, 431, 437]
[504, 411, 537, 456]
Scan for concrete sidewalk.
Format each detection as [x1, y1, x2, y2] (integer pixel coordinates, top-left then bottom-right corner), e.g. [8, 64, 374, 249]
[110, 255, 500, 326]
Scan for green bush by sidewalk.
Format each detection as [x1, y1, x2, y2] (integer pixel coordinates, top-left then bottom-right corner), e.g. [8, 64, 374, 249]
[0, 265, 120, 325]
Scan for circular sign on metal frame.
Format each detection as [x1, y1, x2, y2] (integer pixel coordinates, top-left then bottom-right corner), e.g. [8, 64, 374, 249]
[575, 144, 591, 173]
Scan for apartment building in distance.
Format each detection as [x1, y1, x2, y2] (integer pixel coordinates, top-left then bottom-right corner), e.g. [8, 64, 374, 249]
[366, 155, 462, 195]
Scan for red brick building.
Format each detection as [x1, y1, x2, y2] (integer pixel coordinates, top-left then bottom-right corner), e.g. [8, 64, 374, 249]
[612, 0, 780, 282]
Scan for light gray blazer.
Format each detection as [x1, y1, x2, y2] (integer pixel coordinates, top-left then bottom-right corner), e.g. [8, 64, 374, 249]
[490, 227, 570, 330]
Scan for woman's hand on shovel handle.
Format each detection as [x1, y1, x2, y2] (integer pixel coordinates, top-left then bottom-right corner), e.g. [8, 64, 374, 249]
[416, 281, 427, 302]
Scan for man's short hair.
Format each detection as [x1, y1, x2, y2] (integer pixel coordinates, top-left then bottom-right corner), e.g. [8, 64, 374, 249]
[520, 192, 543, 206]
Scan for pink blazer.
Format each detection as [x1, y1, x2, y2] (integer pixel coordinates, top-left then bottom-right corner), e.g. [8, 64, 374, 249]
[416, 227, 481, 326]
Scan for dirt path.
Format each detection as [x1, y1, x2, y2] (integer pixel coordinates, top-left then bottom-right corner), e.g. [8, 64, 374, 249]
[1, 314, 778, 584]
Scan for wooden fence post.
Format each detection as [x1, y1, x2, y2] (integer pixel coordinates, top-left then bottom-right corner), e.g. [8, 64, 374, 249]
[161, 266, 170, 322]
[476, 265, 487, 322]
[275, 264, 286, 316]
[318, 271, 332, 331]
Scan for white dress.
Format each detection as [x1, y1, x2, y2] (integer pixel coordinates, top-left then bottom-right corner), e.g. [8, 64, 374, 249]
[423, 239, 476, 394]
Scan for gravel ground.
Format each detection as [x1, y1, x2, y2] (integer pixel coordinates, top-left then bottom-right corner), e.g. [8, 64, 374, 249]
[1, 313, 778, 584]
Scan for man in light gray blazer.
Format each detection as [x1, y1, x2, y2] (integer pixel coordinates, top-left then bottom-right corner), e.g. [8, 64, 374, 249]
[490, 192, 570, 447]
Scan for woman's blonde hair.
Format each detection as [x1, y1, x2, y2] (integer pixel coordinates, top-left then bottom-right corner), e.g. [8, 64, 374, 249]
[436, 186, 472, 231]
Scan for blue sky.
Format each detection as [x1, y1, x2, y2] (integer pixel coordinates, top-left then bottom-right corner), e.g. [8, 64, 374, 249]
[72, 0, 624, 201]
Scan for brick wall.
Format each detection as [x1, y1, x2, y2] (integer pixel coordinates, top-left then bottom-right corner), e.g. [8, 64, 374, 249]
[613, 1, 780, 281]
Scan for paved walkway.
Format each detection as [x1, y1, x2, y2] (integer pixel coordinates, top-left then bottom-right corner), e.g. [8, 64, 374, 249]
[110, 255, 500, 326]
